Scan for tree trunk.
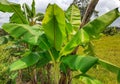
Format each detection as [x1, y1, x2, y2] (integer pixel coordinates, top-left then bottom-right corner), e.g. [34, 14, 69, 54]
[80, 0, 99, 28]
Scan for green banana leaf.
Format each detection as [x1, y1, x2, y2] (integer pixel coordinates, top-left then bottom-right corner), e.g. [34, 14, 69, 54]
[0, 0, 28, 24]
[36, 51, 51, 67]
[10, 52, 40, 71]
[83, 8, 120, 39]
[2, 23, 50, 50]
[62, 55, 98, 73]
[65, 4, 81, 30]
[42, 4, 66, 51]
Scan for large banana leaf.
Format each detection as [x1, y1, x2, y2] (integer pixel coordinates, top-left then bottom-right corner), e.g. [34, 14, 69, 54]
[10, 52, 40, 71]
[83, 8, 120, 39]
[2, 23, 50, 50]
[42, 4, 66, 51]
[62, 55, 98, 73]
[65, 4, 81, 30]
[60, 28, 89, 56]
[0, 0, 28, 24]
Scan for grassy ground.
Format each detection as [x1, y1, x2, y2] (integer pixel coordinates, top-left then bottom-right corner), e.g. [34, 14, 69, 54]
[88, 33, 120, 84]
[0, 42, 13, 84]
[93, 34, 120, 66]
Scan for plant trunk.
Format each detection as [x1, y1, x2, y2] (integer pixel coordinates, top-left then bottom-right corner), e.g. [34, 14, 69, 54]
[32, 69, 37, 84]
[39, 68, 45, 84]
[46, 64, 52, 84]
[59, 72, 67, 84]
[59, 69, 72, 84]
[53, 62, 60, 84]
[16, 70, 23, 84]
[80, 0, 99, 28]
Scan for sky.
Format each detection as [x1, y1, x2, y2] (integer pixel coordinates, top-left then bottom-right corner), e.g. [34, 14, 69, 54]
[0, 0, 120, 26]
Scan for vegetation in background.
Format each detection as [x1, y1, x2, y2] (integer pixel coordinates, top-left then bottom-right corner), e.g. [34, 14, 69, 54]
[103, 27, 119, 36]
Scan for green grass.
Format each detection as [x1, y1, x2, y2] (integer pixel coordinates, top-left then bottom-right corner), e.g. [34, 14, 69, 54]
[88, 34, 120, 84]
[94, 34, 120, 66]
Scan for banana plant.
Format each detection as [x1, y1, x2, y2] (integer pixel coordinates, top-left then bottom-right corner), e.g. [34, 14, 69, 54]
[22, 0, 44, 25]
[1, 0, 120, 84]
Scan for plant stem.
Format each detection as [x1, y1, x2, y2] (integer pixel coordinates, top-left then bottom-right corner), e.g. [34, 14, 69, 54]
[48, 49, 60, 84]
[54, 62, 60, 84]
[48, 49, 56, 66]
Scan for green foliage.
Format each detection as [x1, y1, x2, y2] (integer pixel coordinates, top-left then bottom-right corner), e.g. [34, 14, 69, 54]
[23, 0, 36, 21]
[83, 8, 120, 39]
[0, 0, 16, 12]
[117, 71, 120, 83]
[31, 0, 36, 16]
[10, 52, 40, 71]
[0, 0, 28, 24]
[65, 4, 81, 30]
[3, 24, 42, 45]
[42, 4, 66, 51]
[62, 55, 98, 73]
[2, 23, 43, 45]
[36, 51, 51, 67]
[2, 24, 51, 50]
[0, 36, 8, 45]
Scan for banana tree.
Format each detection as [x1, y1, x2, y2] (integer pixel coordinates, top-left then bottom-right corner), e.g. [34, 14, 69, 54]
[1, 0, 120, 84]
